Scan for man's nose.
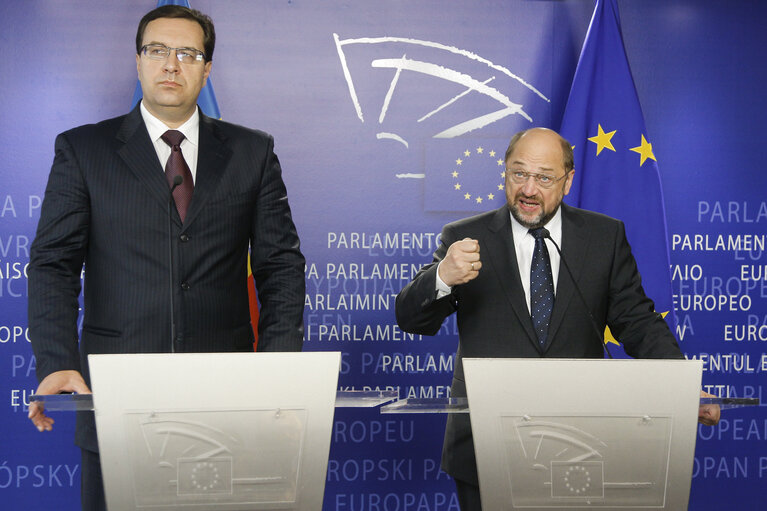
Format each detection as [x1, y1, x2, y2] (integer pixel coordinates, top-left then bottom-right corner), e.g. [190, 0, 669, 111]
[521, 176, 538, 195]
[163, 51, 180, 72]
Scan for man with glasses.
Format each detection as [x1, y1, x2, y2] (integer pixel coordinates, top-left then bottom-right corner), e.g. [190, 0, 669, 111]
[27, 6, 305, 509]
[396, 127, 718, 510]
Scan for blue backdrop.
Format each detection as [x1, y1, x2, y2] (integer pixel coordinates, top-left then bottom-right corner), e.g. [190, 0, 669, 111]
[1, 1, 764, 509]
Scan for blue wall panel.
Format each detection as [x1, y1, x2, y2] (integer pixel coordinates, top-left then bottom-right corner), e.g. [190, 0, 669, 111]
[0, 1, 764, 508]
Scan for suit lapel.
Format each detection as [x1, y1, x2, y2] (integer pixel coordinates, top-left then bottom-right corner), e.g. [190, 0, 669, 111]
[545, 204, 590, 350]
[484, 207, 539, 349]
[182, 113, 232, 229]
[116, 106, 175, 221]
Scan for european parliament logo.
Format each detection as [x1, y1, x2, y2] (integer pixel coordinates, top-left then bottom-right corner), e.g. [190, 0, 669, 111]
[550, 461, 604, 499]
[124, 409, 305, 506]
[177, 457, 233, 495]
[424, 138, 508, 212]
[502, 415, 672, 507]
[333, 34, 549, 211]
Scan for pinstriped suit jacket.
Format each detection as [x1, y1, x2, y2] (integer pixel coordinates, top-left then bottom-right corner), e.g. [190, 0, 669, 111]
[395, 204, 683, 485]
[28, 105, 305, 451]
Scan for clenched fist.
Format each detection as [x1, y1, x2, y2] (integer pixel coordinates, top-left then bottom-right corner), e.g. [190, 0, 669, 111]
[438, 238, 482, 286]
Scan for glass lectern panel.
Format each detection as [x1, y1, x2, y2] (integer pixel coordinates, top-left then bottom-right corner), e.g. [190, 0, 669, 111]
[334, 389, 399, 407]
[380, 397, 469, 413]
[500, 414, 672, 507]
[123, 408, 306, 508]
[31, 389, 405, 411]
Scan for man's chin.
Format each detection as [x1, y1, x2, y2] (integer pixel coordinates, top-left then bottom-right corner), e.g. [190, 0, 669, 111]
[509, 205, 542, 229]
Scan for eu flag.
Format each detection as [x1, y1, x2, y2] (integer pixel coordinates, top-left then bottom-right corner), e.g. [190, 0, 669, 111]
[559, 0, 677, 346]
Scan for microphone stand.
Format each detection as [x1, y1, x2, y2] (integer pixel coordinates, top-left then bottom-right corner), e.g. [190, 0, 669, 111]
[541, 228, 613, 359]
[168, 175, 183, 354]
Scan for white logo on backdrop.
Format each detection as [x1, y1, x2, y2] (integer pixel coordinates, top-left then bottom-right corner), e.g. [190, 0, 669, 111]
[334, 34, 549, 178]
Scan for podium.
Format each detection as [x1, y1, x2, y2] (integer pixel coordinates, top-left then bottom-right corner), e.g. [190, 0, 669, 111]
[88, 352, 342, 511]
[462, 358, 702, 511]
[33, 356, 756, 510]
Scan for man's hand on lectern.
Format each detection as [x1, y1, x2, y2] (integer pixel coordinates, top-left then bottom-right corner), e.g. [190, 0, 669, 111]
[698, 390, 721, 426]
[28, 370, 91, 432]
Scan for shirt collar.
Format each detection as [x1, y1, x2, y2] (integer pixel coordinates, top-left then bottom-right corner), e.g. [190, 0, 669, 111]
[140, 101, 200, 147]
[509, 205, 563, 242]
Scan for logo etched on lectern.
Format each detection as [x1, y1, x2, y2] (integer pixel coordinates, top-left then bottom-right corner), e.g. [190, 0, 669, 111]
[551, 461, 604, 498]
[502, 415, 672, 507]
[178, 457, 233, 495]
[122, 409, 307, 507]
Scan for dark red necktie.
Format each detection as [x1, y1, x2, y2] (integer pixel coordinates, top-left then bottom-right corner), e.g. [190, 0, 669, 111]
[161, 130, 194, 222]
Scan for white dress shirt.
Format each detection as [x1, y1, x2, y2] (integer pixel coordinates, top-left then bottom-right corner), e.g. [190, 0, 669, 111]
[436, 208, 563, 313]
[140, 101, 200, 183]
[510, 209, 562, 312]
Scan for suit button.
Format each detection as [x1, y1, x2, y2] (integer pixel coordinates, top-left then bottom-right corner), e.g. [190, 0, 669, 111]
[181, 282, 190, 290]
[179, 234, 190, 242]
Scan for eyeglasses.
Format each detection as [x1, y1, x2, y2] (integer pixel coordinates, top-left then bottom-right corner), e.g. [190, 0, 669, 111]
[506, 169, 570, 189]
[140, 44, 205, 64]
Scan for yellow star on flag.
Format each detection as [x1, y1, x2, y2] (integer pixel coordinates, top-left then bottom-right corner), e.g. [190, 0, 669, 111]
[464, 149, 471, 157]
[456, 158, 462, 165]
[496, 159, 503, 166]
[464, 193, 471, 200]
[489, 150, 496, 157]
[476, 147, 484, 154]
[475, 197, 483, 204]
[454, 183, 461, 190]
[603, 325, 619, 346]
[488, 193, 495, 200]
[588, 124, 617, 156]
[629, 134, 656, 166]
[452, 171, 459, 178]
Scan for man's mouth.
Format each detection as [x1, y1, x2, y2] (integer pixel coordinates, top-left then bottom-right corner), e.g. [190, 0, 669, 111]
[159, 81, 180, 87]
[517, 196, 541, 212]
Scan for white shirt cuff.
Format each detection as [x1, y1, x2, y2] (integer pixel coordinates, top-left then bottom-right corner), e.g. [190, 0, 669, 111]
[435, 261, 452, 298]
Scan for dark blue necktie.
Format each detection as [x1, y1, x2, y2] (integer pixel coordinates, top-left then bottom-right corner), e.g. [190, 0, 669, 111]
[529, 228, 554, 345]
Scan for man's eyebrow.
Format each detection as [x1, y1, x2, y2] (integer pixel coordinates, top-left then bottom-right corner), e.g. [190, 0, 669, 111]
[144, 41, 199, 49]
[509, 161, 555, 173]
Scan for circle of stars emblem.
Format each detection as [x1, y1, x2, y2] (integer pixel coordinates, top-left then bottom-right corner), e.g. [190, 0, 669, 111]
[190, 461, 222, 491]
[563, 465, 592, 495]
[450, 146, 505, 204]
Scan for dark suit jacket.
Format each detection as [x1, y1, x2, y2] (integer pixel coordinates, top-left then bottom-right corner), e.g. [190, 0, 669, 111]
[395, 204, 682, 485]
[29, 105, 305, 451]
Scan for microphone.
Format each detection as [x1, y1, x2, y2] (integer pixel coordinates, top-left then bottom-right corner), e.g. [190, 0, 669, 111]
[168, 175, 183, 353]
[539, 228, 613, 359]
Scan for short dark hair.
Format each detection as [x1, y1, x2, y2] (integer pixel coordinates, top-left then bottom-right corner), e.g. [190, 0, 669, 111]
[136, 5, 216, 62]
[504, 128, 574, 173]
